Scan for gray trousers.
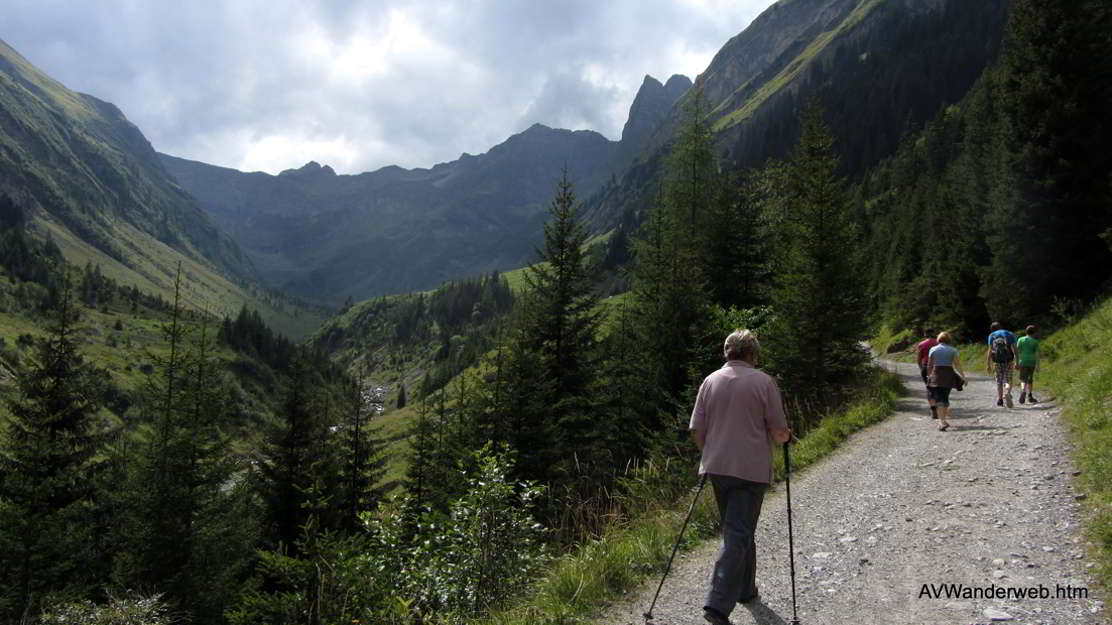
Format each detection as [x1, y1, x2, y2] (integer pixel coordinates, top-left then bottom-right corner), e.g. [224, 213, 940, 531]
[704, 474, 767, 617]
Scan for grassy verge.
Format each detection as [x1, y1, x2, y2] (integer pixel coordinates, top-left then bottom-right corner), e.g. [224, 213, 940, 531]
[1037, 297, 1112, 594]
[481, 366, 905, 625]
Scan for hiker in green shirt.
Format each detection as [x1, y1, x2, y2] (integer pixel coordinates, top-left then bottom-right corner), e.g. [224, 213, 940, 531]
[1016, 325, 1039, 404]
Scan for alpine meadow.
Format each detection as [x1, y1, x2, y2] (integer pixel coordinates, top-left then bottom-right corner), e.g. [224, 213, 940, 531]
[1, 1, 1110, 624]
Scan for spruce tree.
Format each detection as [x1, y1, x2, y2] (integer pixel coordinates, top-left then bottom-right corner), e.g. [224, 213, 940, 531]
[763, 101, 869, 406]
[624, 90, 758, 429]
[257, 351, 341, 551]
[337, 376, 386, 532]
[114, 269, 251, 622]
[0, 277, 104, 620]
[704, 170, 771, 310]
[518, 172, 602, 477]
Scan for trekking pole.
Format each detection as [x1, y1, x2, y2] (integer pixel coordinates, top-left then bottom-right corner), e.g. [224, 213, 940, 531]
[643, 473, 708, 622]
[784, 442, 801, 625]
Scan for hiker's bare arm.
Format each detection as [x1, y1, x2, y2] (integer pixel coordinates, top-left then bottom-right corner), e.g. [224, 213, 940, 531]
[770, 427, 791, 444]
[691, 427, 705, 450]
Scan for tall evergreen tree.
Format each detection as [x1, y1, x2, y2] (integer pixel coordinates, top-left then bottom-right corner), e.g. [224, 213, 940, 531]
[114, 268, 252, 623]
[0, 278, 104, 620]
[704, 170, 772, 310]
[257, 350, 343, 551]
[626, 94, 722, 423]
[337, 376, 387, 532]
[763, 101, 869, 406]
[518, 172, 602, 476]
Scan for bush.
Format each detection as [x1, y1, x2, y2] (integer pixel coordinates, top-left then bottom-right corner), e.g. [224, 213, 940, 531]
[229, 445, 547, 625]
[39, 594, 171, 625]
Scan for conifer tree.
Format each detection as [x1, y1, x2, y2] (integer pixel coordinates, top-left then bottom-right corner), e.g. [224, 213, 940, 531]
[0, 278, 103, 621]
[593, 305, 649, 468]
[337, 376, 387, 532]
[626, 193, 695, 425]
[113, 266, 194, 595]
[404, 395, 438, 512]
[518, 172, 602, 476]
[258, 351, 339, 551]
[704, 171, 771, 310]
[763, 101, 868, 405]
[114, 268, 252, 622]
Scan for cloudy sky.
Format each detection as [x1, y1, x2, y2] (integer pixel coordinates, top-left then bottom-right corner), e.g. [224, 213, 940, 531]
[5, 0, 775, 175]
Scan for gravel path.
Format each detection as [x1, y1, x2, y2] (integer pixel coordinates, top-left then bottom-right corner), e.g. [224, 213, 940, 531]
[598, 361, 1105, 625]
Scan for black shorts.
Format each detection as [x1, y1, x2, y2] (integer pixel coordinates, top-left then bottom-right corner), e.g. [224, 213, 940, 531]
[1018, 366, 1035, 384]
[920, 364, 929, 386]
[927, 386, 952, 406]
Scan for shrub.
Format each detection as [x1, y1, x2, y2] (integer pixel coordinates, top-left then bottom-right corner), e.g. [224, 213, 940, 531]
[229, 445, 547, 625]
[39, 594, 171, 625]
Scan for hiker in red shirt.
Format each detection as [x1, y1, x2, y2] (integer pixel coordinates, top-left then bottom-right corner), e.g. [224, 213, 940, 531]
[916, 328, 939, 419]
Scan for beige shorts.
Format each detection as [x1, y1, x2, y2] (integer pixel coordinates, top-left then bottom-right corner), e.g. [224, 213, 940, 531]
[994, 361, 1014, 386]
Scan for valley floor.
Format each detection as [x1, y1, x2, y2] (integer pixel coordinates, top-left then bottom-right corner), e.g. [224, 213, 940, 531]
[598, 361, 1105, 624]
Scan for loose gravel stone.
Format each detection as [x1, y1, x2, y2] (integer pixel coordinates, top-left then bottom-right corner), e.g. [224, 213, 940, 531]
[983, 607, 1014, 621]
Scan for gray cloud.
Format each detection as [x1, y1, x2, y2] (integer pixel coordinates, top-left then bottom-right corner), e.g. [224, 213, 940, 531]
[4, 0, 774, 174]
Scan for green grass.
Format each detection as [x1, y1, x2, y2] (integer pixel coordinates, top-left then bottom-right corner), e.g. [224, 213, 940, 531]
[480, 366, 904, 625]
[1038, 296, 1112, 595]
[871, 322, 915, 356]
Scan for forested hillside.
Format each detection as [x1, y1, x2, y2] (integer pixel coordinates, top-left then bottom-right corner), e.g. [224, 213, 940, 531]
[858, 0, 1112, 336]
[310, 271, 516, 406]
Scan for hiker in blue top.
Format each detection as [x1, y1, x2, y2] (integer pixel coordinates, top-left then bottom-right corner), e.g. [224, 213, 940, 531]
[985, 321, 1017, 408]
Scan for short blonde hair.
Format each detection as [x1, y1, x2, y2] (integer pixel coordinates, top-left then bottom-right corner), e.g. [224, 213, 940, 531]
[937, 331, 952, 344]
[724, 329, 760, 361]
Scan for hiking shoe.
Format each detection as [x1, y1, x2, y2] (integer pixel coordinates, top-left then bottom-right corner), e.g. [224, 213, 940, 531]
[1005, 394, 1014, 408]
[1019, 392, 1027, 404]
[1028, 395, 1038, 404]
[704, 607, 731, 625]
[997, 398, 1004, 407]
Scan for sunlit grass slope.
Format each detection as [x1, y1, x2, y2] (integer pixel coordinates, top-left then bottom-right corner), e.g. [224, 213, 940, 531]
[1038, 297, 1112, 594]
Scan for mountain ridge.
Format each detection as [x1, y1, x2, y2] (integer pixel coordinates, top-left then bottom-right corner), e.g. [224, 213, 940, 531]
[159, 102, 679, 305]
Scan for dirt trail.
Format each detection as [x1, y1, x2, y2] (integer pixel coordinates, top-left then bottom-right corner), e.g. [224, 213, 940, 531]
[598, 361, 1104, 625]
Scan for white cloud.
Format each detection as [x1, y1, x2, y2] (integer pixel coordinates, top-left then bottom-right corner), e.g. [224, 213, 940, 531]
[3, 0, 776, 174]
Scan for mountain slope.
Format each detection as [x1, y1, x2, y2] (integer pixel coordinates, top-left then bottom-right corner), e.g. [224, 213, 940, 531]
[160, 123, 621, 305]
[584, 0, 1008, 232]
[0, 40, 322, 337]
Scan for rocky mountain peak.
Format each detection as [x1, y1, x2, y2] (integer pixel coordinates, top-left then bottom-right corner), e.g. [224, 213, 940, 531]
[663, 74, 693, 98]
[616, 73, 690, 163]
[279, 161, 337, 177]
